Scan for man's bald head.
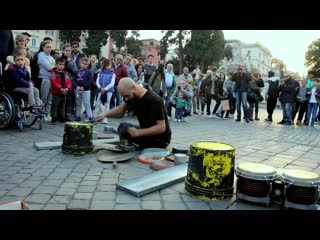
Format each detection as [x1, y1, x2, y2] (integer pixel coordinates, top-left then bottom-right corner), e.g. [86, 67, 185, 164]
[119, 77, 134, 90]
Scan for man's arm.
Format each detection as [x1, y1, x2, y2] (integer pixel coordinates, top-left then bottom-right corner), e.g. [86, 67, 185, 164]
[95, 103, 128, 121]
[128, 120, 166, 137]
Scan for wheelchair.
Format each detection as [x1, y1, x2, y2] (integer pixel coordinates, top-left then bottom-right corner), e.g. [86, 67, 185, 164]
[0, 75, 44, 131]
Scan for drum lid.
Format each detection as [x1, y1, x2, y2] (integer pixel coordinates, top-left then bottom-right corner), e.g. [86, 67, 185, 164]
[237, 162, 276, 176]
[191, 141, 234, 151]
[282, 169, 320, 182]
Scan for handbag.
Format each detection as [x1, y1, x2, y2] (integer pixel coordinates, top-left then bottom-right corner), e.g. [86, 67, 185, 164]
[221, 99, 230, 111]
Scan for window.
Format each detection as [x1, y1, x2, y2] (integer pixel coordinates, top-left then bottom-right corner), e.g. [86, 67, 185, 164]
[31, 38, 36, 47]
[45, 30, 54, 35]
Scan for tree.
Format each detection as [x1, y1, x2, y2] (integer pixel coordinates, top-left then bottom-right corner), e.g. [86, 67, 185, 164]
[59, 30, 82, 44]
[125, 37, 141, 58]
[160, 30, 190, 74]
[125, 30, 141, 58]
[110, 30, 128, 52]
[224, 44, 233, 61]
[184, 30, 225, 72]
[305, 38, 320, 77]
[82, 30, 109, 57]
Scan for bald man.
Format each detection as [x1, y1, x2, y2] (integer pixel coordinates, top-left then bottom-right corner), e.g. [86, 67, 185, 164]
[95, 77, 171, 149]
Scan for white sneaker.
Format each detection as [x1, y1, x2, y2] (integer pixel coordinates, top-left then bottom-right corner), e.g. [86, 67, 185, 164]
[102, 118, 108, 124]
[178, 119, 181, 122]
[174, 119, 178, 122]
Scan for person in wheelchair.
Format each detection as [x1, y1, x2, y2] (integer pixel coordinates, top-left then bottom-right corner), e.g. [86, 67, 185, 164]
[7, 52, 43, 114]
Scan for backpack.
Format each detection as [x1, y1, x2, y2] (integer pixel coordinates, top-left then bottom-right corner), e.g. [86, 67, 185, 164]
[267, 80, 279, 99]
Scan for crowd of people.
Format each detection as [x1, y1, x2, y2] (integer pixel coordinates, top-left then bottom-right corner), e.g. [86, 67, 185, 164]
[1, 31, 320, 129]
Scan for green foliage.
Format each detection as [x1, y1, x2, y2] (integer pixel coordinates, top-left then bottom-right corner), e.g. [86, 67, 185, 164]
[82, 30, 109, 57]
[126, 36, 141, 58]
[59, 30, 82, 44]
[305, 38, 320, 77]
[184, 30, 225, 71]
[224, 44, 233, 61]
[110, 30, 128, 50]
[160, 30, 190, 74]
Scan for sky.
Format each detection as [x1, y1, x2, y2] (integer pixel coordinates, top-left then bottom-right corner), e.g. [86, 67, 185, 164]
[138, 30, 320, 76]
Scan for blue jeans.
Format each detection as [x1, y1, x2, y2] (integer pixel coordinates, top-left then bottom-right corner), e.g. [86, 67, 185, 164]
[110, 86, 122, 109]
[235, 91, 248, 119]
[280, 102, 293, 122]
[306, 102, 318, 124]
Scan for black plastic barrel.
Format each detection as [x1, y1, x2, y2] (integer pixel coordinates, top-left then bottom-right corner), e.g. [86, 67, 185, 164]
[185, 141, 235, 200]
[62, 122, 93, 156]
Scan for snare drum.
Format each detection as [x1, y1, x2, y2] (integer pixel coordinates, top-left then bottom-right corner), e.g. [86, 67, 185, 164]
[282, 169, 320, 209]
[235, 162, 277, 204]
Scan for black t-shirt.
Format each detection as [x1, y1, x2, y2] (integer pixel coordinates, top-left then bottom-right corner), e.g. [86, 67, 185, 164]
[131, 90, 171, 143]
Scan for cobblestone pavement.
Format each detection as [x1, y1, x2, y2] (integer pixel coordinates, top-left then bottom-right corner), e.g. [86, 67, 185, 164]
[0, 107, 320, 210]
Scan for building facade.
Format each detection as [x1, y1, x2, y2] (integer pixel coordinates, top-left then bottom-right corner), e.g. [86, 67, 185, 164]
[229, 41, 273, 79]
[13, 30, 61, 54]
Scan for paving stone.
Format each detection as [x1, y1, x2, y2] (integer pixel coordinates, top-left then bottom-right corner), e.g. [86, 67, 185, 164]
[48, 195, 73, 204]
[33, 186, 58, 195]
[90, 200, 115, 210]
[60, 182, 80, 188]
[96, 185, 116, 192]
[83, 176, 100, 181]
[74, 193, 93, 200]
[98, 178, 118, 185]
[43, 204, 67, 210]
[55, 188, 77, 196]
[7, 188, 33, 197]
[141, 201, 162, 210]
[77, 186, 96, 193]
[67, 200, 90, 210]
[93, 192, 116, 201]
[42, 180, 64, 186]
[163, 202, 188, 210]
[80, 181, 97, 186]
[115, 203, 141, 210]
[25, 194, 51, 204]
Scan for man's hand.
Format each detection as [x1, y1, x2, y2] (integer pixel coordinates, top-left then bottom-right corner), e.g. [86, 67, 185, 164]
[101, 88, 106, 94]
[128, 127, 139, 137]
[94, 113, 105, 122]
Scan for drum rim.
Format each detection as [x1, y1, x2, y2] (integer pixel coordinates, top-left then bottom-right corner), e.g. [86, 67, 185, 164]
[236, 162, 277, 176]
[191, 141, 235, 151]
[282, 169, 320, 182]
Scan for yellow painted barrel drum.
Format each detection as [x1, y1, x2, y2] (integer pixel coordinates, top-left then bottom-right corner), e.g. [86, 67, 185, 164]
[61, 122, 94, 156]
[185, 141, 236, 200]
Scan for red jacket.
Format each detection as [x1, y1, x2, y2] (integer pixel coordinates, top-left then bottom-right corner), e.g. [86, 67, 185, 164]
[50, 68, 72, 96]
[113, 63, 128, 86]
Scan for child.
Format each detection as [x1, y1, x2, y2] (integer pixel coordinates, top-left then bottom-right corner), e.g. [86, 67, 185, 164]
[73, 57, 94, 122]
[174, 91, 188, 122]
[7, 53, 42, 111]
[305, 78, 320, 126]
[50, 57, 72, 124]
[93, 58, 115, 124]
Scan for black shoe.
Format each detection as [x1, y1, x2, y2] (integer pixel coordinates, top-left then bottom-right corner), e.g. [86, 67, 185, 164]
[235, 118, 241, 122]
[265, 118, 272, 122]
[246, 118, 250, 123]
[283, 121, 291, 125]
[277, 120, 285, 124]
[255, 117, 260, 121]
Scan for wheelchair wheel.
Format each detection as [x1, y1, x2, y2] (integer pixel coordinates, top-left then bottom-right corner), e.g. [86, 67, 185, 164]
[0, 92, 16, 129]
[17, 100, 37, 128]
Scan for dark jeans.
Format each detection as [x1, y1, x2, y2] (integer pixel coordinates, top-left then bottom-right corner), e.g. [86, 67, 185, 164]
[206, 94, 220, 115]
[51, 95, 66, 121]
[110, 86, 122, 109]
[305, 102, 318, 124]
[248, 99, 259, 119]
[167, 102, 191, 118]
[175, 107, 184, 120]
[266, 98, 277, 119]
[292, 101, 307, 122]
[65, 89, 75, 117]
[117, 122, 170, 149]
